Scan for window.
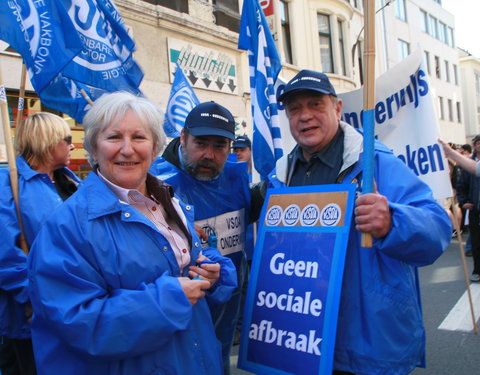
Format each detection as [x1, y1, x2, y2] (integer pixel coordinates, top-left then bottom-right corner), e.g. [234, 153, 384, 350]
[213, 0, 240, 32]
[428, 15, 438, 38]
[279, 0, 293, 64]
[438, 22, 447, 43]
[453, 64, 458, 85]
[444, 60, 450, 82]
[438, 96, 444, 120]
[395, 0, 407, 21]
[150, 0, 188, 13]
[424, 51, 431, 75]
[398, 39, 409, 60]
[420, 10, 428, 33]
[457, 101, 462, 123]
[448, 99, 454, 121]
[447, 27, 454, 47]
[435, 56, 441, 79]
[318, 13, 333, 73]
[338, 20, 347, 76]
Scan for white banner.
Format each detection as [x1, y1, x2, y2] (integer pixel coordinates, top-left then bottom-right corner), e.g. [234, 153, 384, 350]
[277, 49, 452, 200]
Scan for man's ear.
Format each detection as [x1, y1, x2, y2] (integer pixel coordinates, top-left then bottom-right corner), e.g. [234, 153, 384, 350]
[180, 129, 187, 147]
[336, 98, 343, 121]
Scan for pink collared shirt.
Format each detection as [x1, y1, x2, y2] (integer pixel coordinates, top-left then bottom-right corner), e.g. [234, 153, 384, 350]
[98, 171, 191, 271]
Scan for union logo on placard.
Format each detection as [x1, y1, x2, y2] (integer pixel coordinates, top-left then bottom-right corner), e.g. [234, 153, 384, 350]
[265, 205, 282, 226]
[201, 224, 217, 245]
[320, 204, 342, 226]
[300, 204, 320, 226]
[282, 204, 300, 226]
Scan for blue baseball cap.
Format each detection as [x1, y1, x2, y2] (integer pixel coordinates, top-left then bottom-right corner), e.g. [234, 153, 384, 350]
[278, 69, 337, 103]
[185, 102, 235, 140]
[232, 135, 251, 149]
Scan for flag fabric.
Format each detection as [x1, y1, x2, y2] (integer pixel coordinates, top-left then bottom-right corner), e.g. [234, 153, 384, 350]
[238, 0, 283, 179]
[163, 63, 200, 138]
[0, 0, 143, 123]
[0, 0, 84, 93]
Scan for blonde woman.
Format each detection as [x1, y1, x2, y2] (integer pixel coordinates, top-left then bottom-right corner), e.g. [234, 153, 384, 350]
[0, 112, 80, 374]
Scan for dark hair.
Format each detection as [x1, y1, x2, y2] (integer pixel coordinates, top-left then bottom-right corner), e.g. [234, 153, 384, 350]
[473, 135, 480, 145]
[461, 144, 472, 153]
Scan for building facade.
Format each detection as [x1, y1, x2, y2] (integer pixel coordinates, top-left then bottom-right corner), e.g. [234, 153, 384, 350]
[0, 0, 471, 167]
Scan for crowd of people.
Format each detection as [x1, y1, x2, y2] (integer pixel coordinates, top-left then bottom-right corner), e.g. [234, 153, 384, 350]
[439, 138, 480, 281]
[0, 70, 455, 375]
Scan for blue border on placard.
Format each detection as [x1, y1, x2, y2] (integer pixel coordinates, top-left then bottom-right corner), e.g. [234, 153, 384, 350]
[238, 183, 356, 375]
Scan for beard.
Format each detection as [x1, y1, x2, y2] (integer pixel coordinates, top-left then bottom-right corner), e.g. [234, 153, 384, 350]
[182, 148, 224, 181]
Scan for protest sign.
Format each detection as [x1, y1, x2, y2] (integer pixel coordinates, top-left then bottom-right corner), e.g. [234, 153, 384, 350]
[340, 48, 451, 199]
[238, 184, 355, 375]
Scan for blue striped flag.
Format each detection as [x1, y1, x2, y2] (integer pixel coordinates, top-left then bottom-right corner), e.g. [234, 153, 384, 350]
[164, 64, 200, 138]
[0, 0, 143, 123]
[238, 0, 283, 179]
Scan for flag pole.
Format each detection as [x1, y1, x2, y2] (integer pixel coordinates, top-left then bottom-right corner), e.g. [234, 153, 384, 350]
[0, 62, 29, 254]
[452, 198, 478, 334]
[15, 63, 27, 129]
[361, 0, 376, 247]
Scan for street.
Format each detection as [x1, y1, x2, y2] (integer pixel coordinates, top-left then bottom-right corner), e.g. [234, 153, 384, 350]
[231, 236, 480, 375]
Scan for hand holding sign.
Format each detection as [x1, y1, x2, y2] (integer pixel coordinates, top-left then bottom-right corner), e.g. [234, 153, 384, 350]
[354, 192, 391, 238]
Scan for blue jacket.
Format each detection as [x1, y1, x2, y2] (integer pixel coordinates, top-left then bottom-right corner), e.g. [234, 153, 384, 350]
[150, 140, 251, 368]
[268, 122, 451, 375]
[0, 156, 79, 339]
[28, 171, 237, 375]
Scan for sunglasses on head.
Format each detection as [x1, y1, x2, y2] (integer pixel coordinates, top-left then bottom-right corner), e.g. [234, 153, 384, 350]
[63, 135, 72, 145]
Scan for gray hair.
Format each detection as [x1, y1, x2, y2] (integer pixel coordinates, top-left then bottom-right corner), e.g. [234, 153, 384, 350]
[82, 91, 166, 167]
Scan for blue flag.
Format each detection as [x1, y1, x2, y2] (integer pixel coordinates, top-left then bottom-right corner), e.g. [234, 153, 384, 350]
[0, 0, 143, 123]
[164, 64, 200, 138]
[238, 0, 283, 179]
[0, 0, 84, 93]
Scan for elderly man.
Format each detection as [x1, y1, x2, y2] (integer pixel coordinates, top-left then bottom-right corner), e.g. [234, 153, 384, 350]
[150, 101, 250, 374]
[267, 70, 451, 375]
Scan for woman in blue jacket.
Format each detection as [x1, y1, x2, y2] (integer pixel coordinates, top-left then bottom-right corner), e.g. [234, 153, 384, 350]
[28, 92, 237, 375]
[0, 112, 79, 375]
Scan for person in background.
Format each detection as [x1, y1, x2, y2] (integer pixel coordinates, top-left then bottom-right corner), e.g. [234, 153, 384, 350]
[150, 101, 250, 374]
[231, 135, 254, 346]
[232, 135, 252, 178]
[440, 138, 480, 176]
[450, 135, 480, 281]
[27, 92, 236, 375]
[266, 69, 451, 375]
[0, 112, 79, 375]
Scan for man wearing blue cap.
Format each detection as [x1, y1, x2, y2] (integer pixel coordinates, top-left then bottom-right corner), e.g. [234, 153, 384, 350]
[266, 70, 451, 375]
[150, 102, 250, 374]
[232, 135, 252, 175]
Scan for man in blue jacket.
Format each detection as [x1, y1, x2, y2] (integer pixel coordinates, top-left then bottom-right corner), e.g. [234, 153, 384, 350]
[150, 102, 250, 374]
[267, 70, 451, 375]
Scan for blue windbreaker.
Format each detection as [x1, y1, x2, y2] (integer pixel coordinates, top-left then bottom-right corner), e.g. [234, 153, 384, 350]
[150, 149, 250, 370]
[268, 122, 451, 375]
[0, 156, 79, 339]
[28, 172, 237, 375]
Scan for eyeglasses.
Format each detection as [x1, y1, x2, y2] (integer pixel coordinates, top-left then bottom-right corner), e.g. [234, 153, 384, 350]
[63, 135, 72, 145]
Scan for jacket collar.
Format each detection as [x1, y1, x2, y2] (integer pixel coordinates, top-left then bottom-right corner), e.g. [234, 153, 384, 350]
[16, 155, 80, 183]
[275, 121, 363, 184]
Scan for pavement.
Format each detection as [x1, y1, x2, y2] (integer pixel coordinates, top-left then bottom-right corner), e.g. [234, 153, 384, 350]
[230, 235, 480, 375]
